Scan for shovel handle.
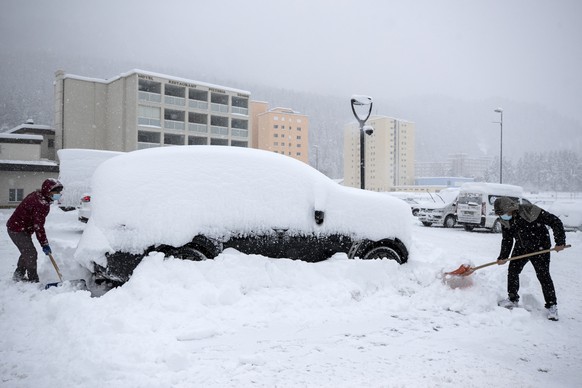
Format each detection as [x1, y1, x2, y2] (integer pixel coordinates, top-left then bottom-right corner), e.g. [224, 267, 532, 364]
[472, 244, 572, 272]
[48, 253, 64, 283]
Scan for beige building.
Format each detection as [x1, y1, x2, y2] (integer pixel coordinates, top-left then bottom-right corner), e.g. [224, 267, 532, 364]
[0, 124, 58, 207]
[54, 69, 251, 151]
[344, 116, 415, 191]
[252, 105, 309, 164]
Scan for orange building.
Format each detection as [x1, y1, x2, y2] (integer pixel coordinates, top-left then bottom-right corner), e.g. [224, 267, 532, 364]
[251, 104, 309, 164]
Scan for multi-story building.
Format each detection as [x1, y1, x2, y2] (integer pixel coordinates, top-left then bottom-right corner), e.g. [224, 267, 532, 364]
[252, 106, 309, 164]
[447, 153, 493, 179]
[54, 69, 251, 152]
[343, 116, 415, 191]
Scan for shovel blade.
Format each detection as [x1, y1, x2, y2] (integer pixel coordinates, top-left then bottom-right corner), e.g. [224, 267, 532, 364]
[445, 264, 474, 277]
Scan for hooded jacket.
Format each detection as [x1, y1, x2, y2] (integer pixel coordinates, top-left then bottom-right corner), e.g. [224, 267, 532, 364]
[6, 179, 63, 246]
[495, 197, 566, 260]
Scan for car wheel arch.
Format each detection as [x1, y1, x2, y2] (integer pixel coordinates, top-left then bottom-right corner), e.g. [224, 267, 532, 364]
[355, 238, 408, 264]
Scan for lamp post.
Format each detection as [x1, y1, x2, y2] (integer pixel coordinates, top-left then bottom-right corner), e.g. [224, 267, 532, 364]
[350, 95, 373, 189]
[313, 145, 319, 171]
[494, 108, 503, 184]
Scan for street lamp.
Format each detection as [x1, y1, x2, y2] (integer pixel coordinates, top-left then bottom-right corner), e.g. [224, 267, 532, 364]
[313, 145, 319, 171]
[350, 95, 373, 189]
[494, 108, 503, 184]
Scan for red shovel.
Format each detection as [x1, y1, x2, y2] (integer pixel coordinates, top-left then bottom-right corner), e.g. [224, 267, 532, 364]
[446, 245, 571, 277]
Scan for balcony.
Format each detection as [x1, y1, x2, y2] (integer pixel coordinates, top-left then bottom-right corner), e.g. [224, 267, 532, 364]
[164, 120, 185, 131]
[188, 123, 208, 133]
[189, 100, 208, 110]
[231, 106, 248, 115]
[210, 126, 228, 136]
[138, 91, 162, 103]
[231, 129, 248, 138]
[211, 103, 229, 114]
[164, 96, 185, 106]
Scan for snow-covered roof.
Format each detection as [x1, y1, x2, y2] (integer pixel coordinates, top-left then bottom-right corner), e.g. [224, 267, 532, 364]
[0, 159, 58, 166]
[0, 133, 44, 141]
[6, 124, 54, 133]
[63, 69, 251, 96]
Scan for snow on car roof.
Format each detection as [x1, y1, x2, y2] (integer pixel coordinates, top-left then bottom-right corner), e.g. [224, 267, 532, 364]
[75, 146, 412, 267]
[459, 182, 523, 197]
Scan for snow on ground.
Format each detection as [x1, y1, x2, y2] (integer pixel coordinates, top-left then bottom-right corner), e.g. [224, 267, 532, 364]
[1, 206, 581, 387]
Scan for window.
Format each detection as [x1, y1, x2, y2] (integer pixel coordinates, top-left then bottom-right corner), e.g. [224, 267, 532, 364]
[164, 133, 184, 145]
[297, 135, 301, 140]
[297, 127, 302, 131]
[296, 144, 301, 147]
[138, 105, 161, 127]
[188, 136, 207, 145]
[274, 142, 279, 146]
[138, 130, 161, 144]
[139, 79, 162, 94]
[189, 88, 208, 102]
[210, 138, 228, 146]
[282, 126, 285, 129]
[9, 188, 24, 202]
[231, 140, 248, 147]
[274, 134, 279, 138]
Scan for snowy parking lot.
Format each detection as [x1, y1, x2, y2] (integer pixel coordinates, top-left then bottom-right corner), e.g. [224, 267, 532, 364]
[1, 206, 581, 387]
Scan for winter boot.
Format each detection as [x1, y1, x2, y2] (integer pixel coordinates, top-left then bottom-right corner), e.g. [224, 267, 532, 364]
[547, 305, 559, 321]
[12, 268, 26, 282]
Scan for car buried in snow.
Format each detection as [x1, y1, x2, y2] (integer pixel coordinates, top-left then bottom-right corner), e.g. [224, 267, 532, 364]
[74, 146, 412, 284]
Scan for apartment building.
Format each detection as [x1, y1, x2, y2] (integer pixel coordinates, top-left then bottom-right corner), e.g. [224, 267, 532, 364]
[252, 105, 309, 164]
[54, 69, 251, 152]
[343, 116, 415, 191]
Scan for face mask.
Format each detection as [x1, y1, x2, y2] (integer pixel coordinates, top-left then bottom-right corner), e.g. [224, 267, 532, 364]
[500, 214, 512, 221]
[51, 193, 62, 201]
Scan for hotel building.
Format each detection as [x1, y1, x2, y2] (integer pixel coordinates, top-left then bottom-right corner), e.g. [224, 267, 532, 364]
[54, 69, 251, 152]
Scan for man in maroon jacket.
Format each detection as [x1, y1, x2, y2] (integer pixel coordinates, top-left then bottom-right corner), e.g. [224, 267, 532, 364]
[6, 178, 64, 282]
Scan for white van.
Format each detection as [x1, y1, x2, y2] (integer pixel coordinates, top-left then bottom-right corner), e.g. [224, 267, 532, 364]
[417, 188, 459, 228]
[456, 182, 529, 233]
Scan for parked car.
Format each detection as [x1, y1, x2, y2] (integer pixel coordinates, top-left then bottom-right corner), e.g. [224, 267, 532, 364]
[75, 146, 413, 284]
[78, 194, 91, 223]
[456, 182, 530, 233]
[57, 148, 124, 223]
[417, 188, 459, 228]
[543, 200, 582, 232]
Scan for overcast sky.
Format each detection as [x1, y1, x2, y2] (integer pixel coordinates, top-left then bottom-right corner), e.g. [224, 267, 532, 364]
[2, 0, 581, 123]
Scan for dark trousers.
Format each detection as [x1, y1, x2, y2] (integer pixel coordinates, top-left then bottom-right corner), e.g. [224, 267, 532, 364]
[507, 253, 556, 308]
[7, 229, 39, 282]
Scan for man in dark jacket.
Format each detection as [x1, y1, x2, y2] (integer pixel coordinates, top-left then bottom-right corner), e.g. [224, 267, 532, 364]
[493, 196, 567, 321]
[6, 178, 63, 283]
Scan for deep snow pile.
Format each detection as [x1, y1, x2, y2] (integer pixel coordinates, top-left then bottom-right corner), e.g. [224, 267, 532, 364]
[1, 207, 581, 387]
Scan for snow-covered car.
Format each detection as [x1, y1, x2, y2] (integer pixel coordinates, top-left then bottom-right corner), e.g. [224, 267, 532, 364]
[543, 200, 582, 232]
[417, 188, 459, 228]
[75, 146, 413, 284]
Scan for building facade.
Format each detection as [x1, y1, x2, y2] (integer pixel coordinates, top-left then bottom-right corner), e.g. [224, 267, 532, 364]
[343, 116, 415, 191]
[0, 129, 58, 207]
[252, 106, 309, 164]
[54, 69, 252, 152]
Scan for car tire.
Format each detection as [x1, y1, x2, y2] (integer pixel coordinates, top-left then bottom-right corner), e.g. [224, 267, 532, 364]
[463, 224, 475, 232]
[491, 220, 502, 233]
[168, 245, 210, 261]
[421, 221, 432, 227]
[444, 215, 456, 228]
[360, 243, 406, 264]
[412, 209, 420, 216]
